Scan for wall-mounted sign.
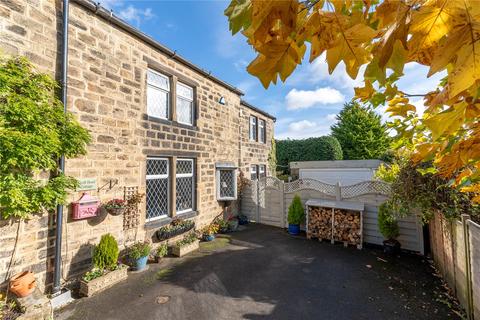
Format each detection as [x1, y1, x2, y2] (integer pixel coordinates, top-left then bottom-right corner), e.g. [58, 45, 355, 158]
[77, 178, 97, 191]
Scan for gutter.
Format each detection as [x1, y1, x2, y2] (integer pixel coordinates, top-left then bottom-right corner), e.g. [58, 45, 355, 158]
[53, 0, 69, 294]
[71, 0, 244, 96]
[240, 100, 276, 121]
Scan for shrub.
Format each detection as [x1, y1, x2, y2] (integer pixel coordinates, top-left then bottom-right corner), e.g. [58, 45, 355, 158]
[156, 243, 168, 258]
[288, 194, 304, 225]
[378, 202, 399, 240]
[128, 241, 151, 260]
[175, 233, 198, 247]
[276, 136, 342, 174]
[92, 234, 119, 270]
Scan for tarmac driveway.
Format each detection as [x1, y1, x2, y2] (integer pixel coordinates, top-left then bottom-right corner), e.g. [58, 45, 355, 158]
[56, 224, 460, 320]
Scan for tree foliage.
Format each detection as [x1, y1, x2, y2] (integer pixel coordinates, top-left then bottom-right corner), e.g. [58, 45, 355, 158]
[225, 0, 480, 202]
[378, 202, 399, 240]
[0, 56, 91, 219]
[331, 102, 390, 160]
[268, 136, 277, 176]
[288, 194, 304, 225]
[276, 136, 342, 173]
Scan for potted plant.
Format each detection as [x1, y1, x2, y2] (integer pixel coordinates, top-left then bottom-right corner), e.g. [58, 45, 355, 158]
[155, 243, 168, 263]
[238, 214, 249, 225]
[287, 194, 304, 235]
[9, 271, 36, 298]
[80, 234, 127, 297]
[171, 233, 199, 257]
[155, 219, 195, 241]
[378, 202, 401, 254]
[202, 224, 219, 241]
[216, 219, 229, 234]
[104, 199, 127, 216]
[128, 241, 151, 271]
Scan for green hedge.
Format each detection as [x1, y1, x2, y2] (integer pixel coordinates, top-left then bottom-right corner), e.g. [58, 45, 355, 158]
[276, 136, 343, 173]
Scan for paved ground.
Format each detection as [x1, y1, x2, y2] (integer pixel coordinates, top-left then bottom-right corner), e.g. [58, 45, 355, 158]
[56, 224, 460, 320]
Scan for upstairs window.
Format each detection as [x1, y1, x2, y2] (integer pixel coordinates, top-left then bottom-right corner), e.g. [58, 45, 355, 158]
[259, 165, 266, 178]
[250, 165, 258, 180]
[176, 82, 194, 125]
[249, 116, 257, 141]
[147, 69, 170, 120]
[259, 119, 266, 143]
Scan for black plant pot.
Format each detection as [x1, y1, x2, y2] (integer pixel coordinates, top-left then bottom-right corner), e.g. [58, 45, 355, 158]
[383, 239, 401, 255]
[155, 222, 195, 241]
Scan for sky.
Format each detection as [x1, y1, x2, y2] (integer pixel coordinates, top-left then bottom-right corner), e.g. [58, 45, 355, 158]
[97, 0, 445, 139]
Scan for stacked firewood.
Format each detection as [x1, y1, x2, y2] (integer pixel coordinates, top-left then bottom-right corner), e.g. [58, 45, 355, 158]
[307, 206, 332, 240]
[332, 209, 361, 245]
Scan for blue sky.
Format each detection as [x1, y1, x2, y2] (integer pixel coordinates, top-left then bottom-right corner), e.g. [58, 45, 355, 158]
[98, 0, 444, 139]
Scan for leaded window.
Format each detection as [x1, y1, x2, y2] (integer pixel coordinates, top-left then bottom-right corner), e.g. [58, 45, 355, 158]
[176, 159, 194, 213]
[176, 82, 194, 125]
[216, 167, 237, 201]
[259, 119, 266, 143]
[147, 69, 170, 120]
[146, 158, 169, 221]
[249, 116, 257, 141]
[251, 165, 258, 180]
[259, 165, 266, 178]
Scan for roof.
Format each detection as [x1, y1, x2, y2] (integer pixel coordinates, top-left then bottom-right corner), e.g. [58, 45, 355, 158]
[290, 160, 383, 170]
[72, 0, 243, 95]
[240, 100, 276, 121]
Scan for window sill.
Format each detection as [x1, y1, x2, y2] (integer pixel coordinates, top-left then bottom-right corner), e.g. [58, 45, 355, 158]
[144, 217, 172, 230]
[143, 114, 199, 131]
[175, 210, 198, 220]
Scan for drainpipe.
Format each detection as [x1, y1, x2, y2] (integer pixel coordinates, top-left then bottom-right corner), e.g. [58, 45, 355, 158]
[53, 0, 69, 294]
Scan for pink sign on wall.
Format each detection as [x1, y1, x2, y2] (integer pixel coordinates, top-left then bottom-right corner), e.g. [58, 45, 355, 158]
[71, 193, 100, 220]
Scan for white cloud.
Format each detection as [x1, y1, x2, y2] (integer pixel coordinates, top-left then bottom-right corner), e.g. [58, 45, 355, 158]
[288, 53, 365, 93]
[276, 115, 338, 139]
[234, 59, 248, 72]
[285, 87, 345, 110]
[118, 6, 154, 27]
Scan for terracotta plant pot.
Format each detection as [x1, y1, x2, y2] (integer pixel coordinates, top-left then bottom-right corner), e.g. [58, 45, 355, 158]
[9, 271, 36, 298]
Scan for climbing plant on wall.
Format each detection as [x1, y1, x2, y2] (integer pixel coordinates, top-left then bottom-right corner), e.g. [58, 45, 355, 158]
[0, 56, 91, 219]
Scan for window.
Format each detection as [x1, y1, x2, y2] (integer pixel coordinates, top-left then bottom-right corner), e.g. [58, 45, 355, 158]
[176, 159, 194, 213]
[259, 119, 266, 143]
[249, 116, 257, 141]
[176, 82, 194, 125]
[250, 165, 258, 180]
[147, 69, 170, 119]
[216, 164, 237, 201]
[146, 158, 169, 221]
[259, 165, 266, 178]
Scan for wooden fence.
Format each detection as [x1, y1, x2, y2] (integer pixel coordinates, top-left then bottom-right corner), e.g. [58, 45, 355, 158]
[430, 213, 480, 319]
[241, 177, 424, 253]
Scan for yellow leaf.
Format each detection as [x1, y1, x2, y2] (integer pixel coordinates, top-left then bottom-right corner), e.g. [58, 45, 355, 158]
[424, 102, 467, 140]
[386, 102, 416, 117]
[354, 80, 374, 101]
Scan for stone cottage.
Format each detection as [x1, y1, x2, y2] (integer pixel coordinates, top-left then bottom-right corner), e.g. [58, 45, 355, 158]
[0, 0, 275, 292]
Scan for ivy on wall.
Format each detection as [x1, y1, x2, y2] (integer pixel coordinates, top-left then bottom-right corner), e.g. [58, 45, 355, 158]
[0, 56, 91, 219]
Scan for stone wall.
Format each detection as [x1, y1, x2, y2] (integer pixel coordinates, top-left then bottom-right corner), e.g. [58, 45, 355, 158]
[0, 0, 274, 292]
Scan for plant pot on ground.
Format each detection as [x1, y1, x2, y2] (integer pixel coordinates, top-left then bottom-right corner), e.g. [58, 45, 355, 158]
[104, 199, 127, 216]
[9, 271, 36, 298]
[128, 241, 151, 271]
[238, 215, 249, 225]
[202, 224, 219, 241]
[287, 194, 304, 235]
[215, 218, 229, 234]
[80, 234, 127, 297]
[378, 202, 401, 255]
[171, 233, 199, 257]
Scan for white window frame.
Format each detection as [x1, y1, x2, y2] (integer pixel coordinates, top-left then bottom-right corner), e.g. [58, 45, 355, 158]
[176, 82, 194, 126]
[251, 165, 258, 180]
[146, 157, 169, 222]
[249, 116, 257, 141]
[259, 119, 266, 143]
[175, 158, 195, 214]
[147, 69, 170, 120]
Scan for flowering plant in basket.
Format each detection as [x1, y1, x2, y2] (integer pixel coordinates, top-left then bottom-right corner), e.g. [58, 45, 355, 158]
[104, 199, 126, 215]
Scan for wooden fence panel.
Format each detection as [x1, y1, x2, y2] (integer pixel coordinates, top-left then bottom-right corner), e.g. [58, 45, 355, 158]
[468, 220, 480, 319]
[454, 220, 468, 310]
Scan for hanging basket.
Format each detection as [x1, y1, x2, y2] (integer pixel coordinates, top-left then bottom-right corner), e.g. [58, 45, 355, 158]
[107, 207, 126, 216]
